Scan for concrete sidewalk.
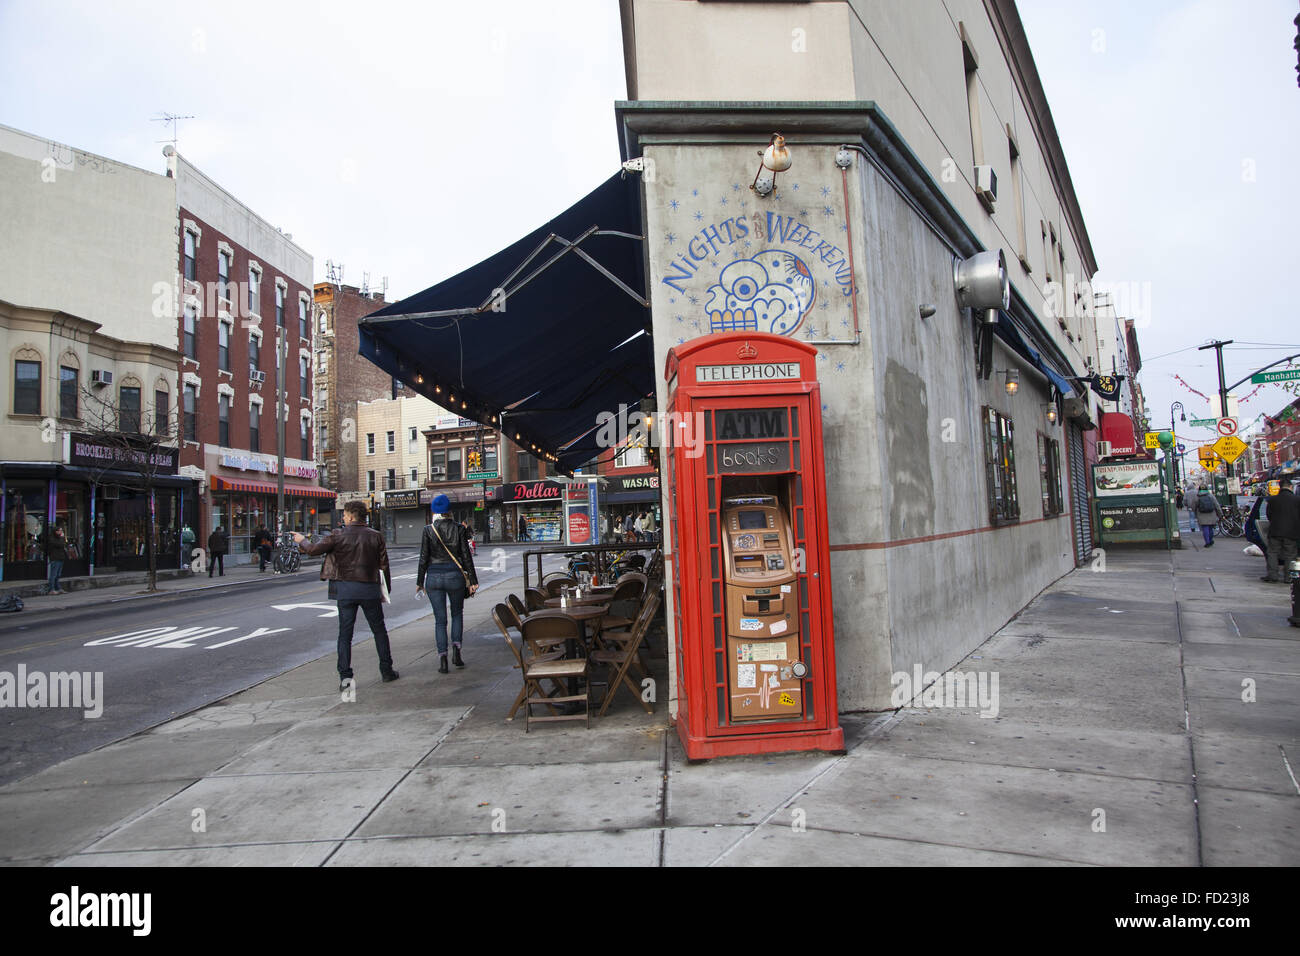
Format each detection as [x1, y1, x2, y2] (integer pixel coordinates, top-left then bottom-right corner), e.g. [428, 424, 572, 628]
[1, 537, 1295, 866]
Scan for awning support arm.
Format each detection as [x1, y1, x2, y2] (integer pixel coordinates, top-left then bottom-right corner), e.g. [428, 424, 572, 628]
[360, 227, 649, 327]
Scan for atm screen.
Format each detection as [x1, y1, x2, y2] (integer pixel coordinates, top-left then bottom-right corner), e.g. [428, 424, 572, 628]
[737, 511, 767, 530]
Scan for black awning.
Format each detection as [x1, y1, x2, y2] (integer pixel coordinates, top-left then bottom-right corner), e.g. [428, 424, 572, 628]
[359, 172, 651, 474]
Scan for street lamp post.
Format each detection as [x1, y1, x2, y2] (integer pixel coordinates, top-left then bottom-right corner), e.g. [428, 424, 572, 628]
[1169, 401, 1186, 487]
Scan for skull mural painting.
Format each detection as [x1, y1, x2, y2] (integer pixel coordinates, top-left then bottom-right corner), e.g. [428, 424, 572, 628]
[705, 251, 816, 336]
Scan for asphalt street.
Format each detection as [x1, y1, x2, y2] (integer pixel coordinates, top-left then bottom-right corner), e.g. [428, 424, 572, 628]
[0, 547, 562, 786]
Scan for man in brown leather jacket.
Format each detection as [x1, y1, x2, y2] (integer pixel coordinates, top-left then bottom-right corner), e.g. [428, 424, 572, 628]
[294, 501, 398, 689]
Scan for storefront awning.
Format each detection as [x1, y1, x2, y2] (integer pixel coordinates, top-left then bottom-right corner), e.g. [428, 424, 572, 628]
[358, 172, 652, 474]
[210, 476, 337, 499]
[994, 312, 1076, 399]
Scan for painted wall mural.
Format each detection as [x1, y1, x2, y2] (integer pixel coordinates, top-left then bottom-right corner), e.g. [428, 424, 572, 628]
[651, 176, 859, 366]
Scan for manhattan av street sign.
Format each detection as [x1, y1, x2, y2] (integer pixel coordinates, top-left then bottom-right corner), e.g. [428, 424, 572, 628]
[1250, 368, 1300, 385]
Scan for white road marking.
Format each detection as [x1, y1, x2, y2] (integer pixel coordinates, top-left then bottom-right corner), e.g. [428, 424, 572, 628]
[83, 625, 290, 650]
[207, 626, 292, 649]
[272, 602, 339, 617]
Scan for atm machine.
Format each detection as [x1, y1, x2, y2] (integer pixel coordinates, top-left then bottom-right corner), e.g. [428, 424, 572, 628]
[721, 494, 806, 719]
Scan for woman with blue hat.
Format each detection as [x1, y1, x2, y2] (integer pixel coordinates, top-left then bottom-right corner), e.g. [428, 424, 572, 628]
[416, 493, 479, 673]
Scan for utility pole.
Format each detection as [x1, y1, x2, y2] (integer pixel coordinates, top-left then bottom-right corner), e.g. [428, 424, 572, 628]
[276, 327, 286, 532]
[1197, 340, 1233, 418]
[1198, 339, 1234, 484]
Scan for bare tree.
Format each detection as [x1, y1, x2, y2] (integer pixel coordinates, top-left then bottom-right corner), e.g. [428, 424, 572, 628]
[74, 385, 182, 592]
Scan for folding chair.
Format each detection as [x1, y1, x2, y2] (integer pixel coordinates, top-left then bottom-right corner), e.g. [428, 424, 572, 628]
[597, 573, 647, 634]
[507, 592, 528, 621]
[493, 604, 566, 720]
[591, 594, 659, 717]
[543, 576, 579, 598]
[521, 614, 590, 731]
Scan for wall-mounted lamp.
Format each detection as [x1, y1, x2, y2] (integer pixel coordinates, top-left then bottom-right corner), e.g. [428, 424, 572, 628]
[1000, 369, 1020, 395]
[751, 133, 791, 197]
[953, 249, 1009, 312]
[1045, 403, 1058, 424]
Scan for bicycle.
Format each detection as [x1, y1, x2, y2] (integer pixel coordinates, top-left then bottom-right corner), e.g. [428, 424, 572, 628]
[272, 531, 301, 573]
[1218, 505, 1245, 538]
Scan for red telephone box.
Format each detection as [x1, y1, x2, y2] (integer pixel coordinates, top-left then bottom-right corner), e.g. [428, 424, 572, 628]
[664, 332, 844, 760]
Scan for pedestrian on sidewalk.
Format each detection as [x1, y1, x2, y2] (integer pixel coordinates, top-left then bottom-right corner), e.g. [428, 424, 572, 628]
[417, 494, 479, 674]
[1264, 479, 1299, 583]
[293, 500, 398, 690]
[1246, 493, 1271, 575]
[518, 515, 529, 542]
[1184, 482, 1199, 532]
[253, 525, 273, 572]
[44, 525, 69, 594]
[1194, 485, 1222, 547]
[461, 518, 477, 556]
[207, 526, 228, 576]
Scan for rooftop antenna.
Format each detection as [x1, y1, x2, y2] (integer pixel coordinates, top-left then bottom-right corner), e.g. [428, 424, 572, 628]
[326, 259, 344, 289]
[152, 111, 195, 149]
[361, 271, 370, 296]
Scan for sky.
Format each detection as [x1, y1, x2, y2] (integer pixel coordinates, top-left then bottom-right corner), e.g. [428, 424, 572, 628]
[1016, 0, 1300, 456]
[2, 0, 1297, 455]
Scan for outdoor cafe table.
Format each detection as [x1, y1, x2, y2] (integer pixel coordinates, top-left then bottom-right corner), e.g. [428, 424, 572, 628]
[543, 594, 612, 609]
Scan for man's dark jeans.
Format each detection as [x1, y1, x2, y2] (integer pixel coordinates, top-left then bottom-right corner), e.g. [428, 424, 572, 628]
[336, 598, 394, 679]
[208, 553, 224, 576]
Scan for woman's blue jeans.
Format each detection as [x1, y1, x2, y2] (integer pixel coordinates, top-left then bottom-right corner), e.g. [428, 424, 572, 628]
[424, 565, 466, 654]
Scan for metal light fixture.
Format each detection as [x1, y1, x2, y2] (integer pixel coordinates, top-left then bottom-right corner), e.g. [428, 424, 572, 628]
[751, 133, 791, 197]
[1045, 403, 1058, 424]
[1001, 369, 1020, 395]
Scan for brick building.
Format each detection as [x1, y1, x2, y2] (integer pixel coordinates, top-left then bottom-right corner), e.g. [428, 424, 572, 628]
[167, 147, 331, 556]
[312, 282, 419, 514]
